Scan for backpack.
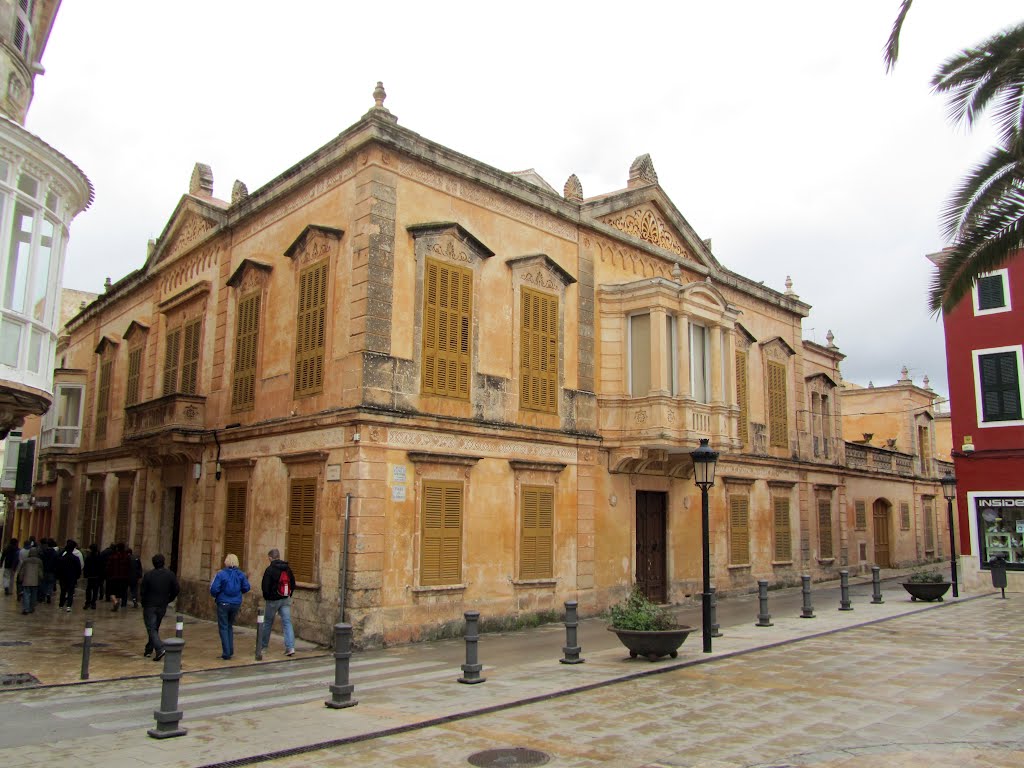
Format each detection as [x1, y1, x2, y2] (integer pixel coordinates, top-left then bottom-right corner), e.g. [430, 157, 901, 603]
[276, 568, 291, 598]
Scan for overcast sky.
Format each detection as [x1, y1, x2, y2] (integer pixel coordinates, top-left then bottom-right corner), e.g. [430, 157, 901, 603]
[25, 1, 1024, 403]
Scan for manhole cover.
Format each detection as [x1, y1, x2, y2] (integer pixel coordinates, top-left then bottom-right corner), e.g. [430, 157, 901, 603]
[1, 673, 40, 687]
[467, 748, 550, 767]
[71, 641, 110, 648]
[0, 640, 31, 647]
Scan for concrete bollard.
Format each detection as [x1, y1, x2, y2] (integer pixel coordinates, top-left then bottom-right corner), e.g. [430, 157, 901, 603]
[709, 587, 723, 638]
[870, 565, 884, 604]
[800, 575, 816, 618]
[560, 600, 585, 664]
[325, 623, 358, 709]
[147, 638, 187, 739]
[80, 620, 93, 680]
[457, 610, 486, 684]
[839, 570, 854, 611]
[255, 607, 264, 661]
[175, 614, 184, 639]
[755, 580, 773, 627]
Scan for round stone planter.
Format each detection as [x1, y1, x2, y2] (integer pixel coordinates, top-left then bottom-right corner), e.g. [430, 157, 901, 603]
[901, 581, 952, 602]
[608, 626, 695, 661]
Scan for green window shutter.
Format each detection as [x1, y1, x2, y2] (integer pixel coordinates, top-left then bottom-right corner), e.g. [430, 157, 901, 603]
[773, 497, 791, 561]
[855, 500, 867, 530]
[163, 327, 182, 395]
[520, 486, 554, 579]
[923, 500, 935, 552]
[125, 347, 142, 407]
[95, 359, 112, 441]
[900, 502, 911, 531]
[115, 486, 131, 544]
[232, 292, 260, 411]
[180, 318, 202, 395]
[735, 349, 748, 446]
[818, 499, 833, 558]
[767, 360, 788, 448]
[294, 261, 327, 397]
[225, 482, 247, 570]
[421, 480, 463, 585]
[422, 259, 471, 400]
[729, 495, 749, 565]
[287, 477, 316, 582]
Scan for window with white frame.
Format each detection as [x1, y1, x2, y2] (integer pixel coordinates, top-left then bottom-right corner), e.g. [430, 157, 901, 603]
[973, 345, 1023, 426]
[629, 312, 678, 397]
[690, 323, 709, 403]
[972, 268, 1011, 316]
[41, 383, 84, 448]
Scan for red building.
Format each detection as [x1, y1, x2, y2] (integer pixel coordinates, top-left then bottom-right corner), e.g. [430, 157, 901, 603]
[933, 249, 1024, 591]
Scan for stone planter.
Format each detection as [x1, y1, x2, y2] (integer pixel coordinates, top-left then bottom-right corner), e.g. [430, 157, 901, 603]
[901, 581, 952, 602]
[608, 626, 695, 661]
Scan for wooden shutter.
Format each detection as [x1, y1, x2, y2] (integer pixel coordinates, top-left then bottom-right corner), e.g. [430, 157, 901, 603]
[818, 499, 833, 558]
[923, 500, 935, 552]
[520, 486, 554, 579]
[767, 360, 789, 448]
[125, 347, 142, 406]
[855, 500, 867, 530]
[735, 349, 749, 445]
[521, 288, 558, 413]
[95, 359, 112, 440]
[420, 480, 463, 586]
[180, 318, 201, 395]
[773, 497, 791, 561]
[224, 482, 248, 569]
[900, 502, 911, 530]
[977, 275, 1005, 310]
[232, 292, 260, 411]
[728, 495, 749, 565]
[162, 327, 181, 394]
[422, 259, 471, 399]
[979, 351, 1021, 422]
[115, 486, 131, 544]
[287, 477, 316, 582]
[294, 260, 327, 397]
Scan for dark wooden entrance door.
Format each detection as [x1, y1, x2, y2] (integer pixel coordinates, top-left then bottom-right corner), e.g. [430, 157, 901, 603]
[636, 491, 667, 603]
[873, 500, 891, 568]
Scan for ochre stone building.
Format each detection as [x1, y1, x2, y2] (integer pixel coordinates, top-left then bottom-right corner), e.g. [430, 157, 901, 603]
[30, 86, 949, 645]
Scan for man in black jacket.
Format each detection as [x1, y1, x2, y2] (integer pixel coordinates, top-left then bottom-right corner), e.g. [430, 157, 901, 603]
[260, 549, 296, 656]
[140, 553, 179, 661]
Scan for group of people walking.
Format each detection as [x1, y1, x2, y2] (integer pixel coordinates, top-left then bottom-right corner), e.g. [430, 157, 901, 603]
[3, 536, 298, 663]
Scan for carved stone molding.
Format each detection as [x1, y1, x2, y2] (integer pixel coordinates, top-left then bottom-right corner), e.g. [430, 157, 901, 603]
[285, 225, 344, 268]
[389, 429, 577, 462]
[594, 237, 673, 280]
[602, 206, 690, 259]
[508, 460, 567, 474]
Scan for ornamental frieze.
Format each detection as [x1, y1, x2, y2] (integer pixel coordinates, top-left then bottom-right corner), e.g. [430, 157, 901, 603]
[429, 240, 472, 264]
[594, 237, 672, 280]
[521, 269, 556, 290]
[385, 428, 577, 462]
[602, 207, 692, 260]
[159, 245, 219, 297]
[162, 215, 217, 262]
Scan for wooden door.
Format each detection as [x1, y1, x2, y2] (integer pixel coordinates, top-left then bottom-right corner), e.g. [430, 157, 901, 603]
[873, 500, 891, 568]
[636, 491, 667, 603]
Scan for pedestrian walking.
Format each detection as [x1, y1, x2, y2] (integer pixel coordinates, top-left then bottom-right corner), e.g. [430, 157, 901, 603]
[56, 540, 82, 611]
[14, 546, 42, 614]
[82, 544, 103, 609]
[210, 553, 250, 660]
[16, 537, 33, 599]
[139, 553, 179, 661]
[128, 548, 142, 607]
[39, 539, 58, 604]
[1, 537, 19, 596]
[105, 542, 131, 611]
[260, 548, 296, 657]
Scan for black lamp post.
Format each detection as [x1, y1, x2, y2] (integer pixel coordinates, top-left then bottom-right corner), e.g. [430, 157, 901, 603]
[941, 471, 959, 597]
[690, 438, 719, 653]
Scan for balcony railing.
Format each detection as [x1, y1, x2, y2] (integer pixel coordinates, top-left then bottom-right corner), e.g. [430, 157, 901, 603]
[123, 394, 206, 440]
[844, 441, 922, 478]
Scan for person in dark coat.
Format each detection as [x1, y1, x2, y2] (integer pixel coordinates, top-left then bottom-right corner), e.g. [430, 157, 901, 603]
[1, 537, 19, 596]
[82, 544, 103, 609]
[140, 553, 179, 661]
[105, 543, 131, 611]
[128, 548, 142, 607]
[55, 540, 82, 611]
[15, 547, 42, 614]
[39, 539, 58, 604]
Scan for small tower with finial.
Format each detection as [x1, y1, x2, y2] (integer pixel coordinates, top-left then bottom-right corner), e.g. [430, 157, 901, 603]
[366, 81, 398, 123]
[784, 276, 798, 298]
[923, 374, 931, 390]
[826, 329, 836, 348]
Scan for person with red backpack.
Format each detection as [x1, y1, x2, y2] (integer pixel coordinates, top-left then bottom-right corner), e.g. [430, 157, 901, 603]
[260, 548, 296, 656]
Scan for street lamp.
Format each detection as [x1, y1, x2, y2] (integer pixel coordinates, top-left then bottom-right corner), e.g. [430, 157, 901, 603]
[690, 438, 719, 653]
[940, 471, 959, 597]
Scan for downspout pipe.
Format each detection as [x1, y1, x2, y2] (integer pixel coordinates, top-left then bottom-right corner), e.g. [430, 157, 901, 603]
[338, 493, 352, 626]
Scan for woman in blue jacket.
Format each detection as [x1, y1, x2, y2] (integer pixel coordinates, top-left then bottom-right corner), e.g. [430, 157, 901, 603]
[210, 554, 250, 660]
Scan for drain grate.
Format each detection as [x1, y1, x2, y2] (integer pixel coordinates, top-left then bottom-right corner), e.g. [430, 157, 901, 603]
[467, 748, 550, 767]
[0, 640, 31, 647]
[1, 672, 40, 687]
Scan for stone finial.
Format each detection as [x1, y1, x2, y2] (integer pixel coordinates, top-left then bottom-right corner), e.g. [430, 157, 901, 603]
[784, 275, 798, 297]
[923, 374, 931, 390]
[703, 238, 713, 251]
[563, 173, 583, 202]
[886, 438, 897, 449]
[671, 262, 682, 282]
[868, 381, 874, 388]
[189, 163, 214, 197]
[79, 300, 86, 310]
[231, 180, 249, 204]
[147, 239, 156, 259]
[899, 365, 910, 382]
[628, 154, 658, 188]
[826, 329, 836, 348]
[104, 277, 112, 292]
[373, 81, 387, 109]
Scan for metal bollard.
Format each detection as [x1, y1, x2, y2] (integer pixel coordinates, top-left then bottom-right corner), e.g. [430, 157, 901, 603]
[325, 623, 358, 709]
[800, 575, 816, 618]
[255, 607, 264, 661]
[175, 613, 184, 639]
[755, 580, 773, 627]
[80, 620, 93, 680]
[709, 587, 723, 638]
[839, 570, 853, 611]
[870, 566, 884, 604]
[560, 600, 585, 664]
[457, 610, 486, 684]
[147, 638, 187, 739]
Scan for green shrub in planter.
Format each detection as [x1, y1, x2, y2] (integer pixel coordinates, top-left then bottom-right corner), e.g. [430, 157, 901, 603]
[908, 569, 945, 583]
[608, 587, 674, 631]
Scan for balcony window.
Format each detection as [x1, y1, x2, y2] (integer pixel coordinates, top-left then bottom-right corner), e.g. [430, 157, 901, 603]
[690, 323, 709, 403]
[629, 313, 650, 396]
[5, 202, 33, 313]
[0, 317, 21, 366]
[41, 383, 84, 448]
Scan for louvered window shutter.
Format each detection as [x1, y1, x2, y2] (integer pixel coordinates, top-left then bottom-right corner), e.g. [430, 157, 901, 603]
[115, 486, 131, 544]
[767, 361, 789, 448]
[422, 260, 471, 399]
[735, 349, 749, 445]
[125, 348, 142, 406]
[855, 500, 867, 530]
[95, 359, 112, 440]
[900, 502, 911, 530]
[979, 351, 1021, 422]
[420, 480, 463, 585]
[232, 292, 260, 411]
[818, 500, 833, 558]
[287, 478, 316, 582]
[923, 501, 934, 551]
[773, 498, 791, 561]
[181, 319, 202, 395]
[729, 495, 749, 565]
[294, 261, 327, 397]
[224, 482, 247, 569]
[520, 288, 558, 413]
[977, 275, 1005, 310]
[163, 328, 181, 395]
[520, 486, 554, 579]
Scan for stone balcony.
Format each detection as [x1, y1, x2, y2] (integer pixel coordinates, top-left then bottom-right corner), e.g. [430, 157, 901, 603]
[123, 394, 206, 440]
[844, 442, 919, 477]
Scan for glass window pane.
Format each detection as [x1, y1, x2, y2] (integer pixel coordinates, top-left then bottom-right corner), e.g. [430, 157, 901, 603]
[44, 190, 57, 212]
[31, 218, 53, 322]
[59, 385, 82, 427]
[0, 160, 9, 183]
[16, 174, 38, 199]
[5, 202, 34, 312]
[629, 314, 650, 396]
[0, 318, 22, 366]
[27, 327, 44, 372]
[691, 324, 708, 403]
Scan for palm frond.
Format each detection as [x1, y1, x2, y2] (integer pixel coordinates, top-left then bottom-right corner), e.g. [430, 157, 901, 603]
[884, 0, 914, 73]
[939, 144, 1022, 241]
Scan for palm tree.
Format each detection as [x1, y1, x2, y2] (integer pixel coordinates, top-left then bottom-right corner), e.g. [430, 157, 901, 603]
[886, 1, 1024, 313]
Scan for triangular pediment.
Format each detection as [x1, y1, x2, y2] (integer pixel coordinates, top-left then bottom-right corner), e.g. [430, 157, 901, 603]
[122, 320, 150, 343]
[147, 196, 228, 268]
